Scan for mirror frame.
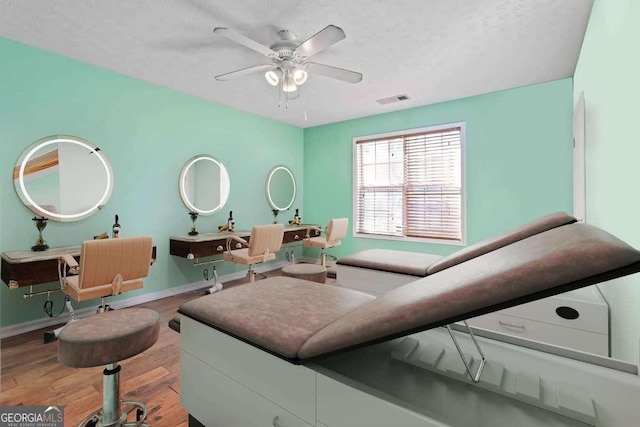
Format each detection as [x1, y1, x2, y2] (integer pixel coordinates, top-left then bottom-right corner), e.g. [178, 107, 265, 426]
[178, 155, 230, 216]
[13, 135, 114, 222]
[265, 165, 296, 211]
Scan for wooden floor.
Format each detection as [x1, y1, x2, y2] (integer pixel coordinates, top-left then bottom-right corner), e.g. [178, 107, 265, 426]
[0, 265, 335, 426]
[0, 289, 200, 426]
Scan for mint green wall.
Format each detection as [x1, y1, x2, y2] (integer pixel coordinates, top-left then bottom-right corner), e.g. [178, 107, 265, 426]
[0, 38, 303, 327]
[303, 79, 573, 258]
[0, 36, 576, 338]
[574, 0, 640, 363]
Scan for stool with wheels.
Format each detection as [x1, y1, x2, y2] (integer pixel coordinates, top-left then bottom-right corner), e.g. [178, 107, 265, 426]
[57, 308, 160, 426]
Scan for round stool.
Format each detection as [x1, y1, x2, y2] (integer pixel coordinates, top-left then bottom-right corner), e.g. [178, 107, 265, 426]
[281, 263, 327, 284]
[58, 308, 160, 427]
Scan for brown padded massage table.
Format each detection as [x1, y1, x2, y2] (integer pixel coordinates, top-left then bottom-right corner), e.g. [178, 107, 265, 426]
[177, 214, 640, 427]
[178, 216, 640, 363]
[331, 211, 577, 295]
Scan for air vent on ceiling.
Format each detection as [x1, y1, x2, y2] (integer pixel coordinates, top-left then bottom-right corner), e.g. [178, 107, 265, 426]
[377, 94, 410, 105]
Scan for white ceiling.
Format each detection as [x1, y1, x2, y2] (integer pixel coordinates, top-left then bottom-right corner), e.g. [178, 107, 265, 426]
[0, 0, 593, 128]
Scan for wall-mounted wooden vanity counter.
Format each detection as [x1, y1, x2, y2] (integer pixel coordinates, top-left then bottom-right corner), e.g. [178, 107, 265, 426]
[2, 246, 83, 289]
[169, 225, 320, 259]
[170, 230, 252, 259]
[1, 244, 157, 289]
[283, 225, 320, 243]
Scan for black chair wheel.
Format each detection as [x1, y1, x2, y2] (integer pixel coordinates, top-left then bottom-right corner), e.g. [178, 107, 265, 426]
[86, 419, 98, 427]
[43, 331, 56, 344]
[136, 408, 145, 421]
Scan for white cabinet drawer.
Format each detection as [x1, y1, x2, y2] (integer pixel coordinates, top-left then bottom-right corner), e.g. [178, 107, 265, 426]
[467, 312, 608, 356]
[317, 374, 448, 427]
[498, 287, 607, 334]
[180, 316, 316, 424]
[182, 351, 312, 427]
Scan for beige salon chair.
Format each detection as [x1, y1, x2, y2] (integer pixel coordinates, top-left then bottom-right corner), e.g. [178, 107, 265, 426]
[304, 218, 349, 267]
[221, 224, 285, 289]
[46, 236, 154, 343]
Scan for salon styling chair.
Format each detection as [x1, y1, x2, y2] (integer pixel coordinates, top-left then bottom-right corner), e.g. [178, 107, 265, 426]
[45, 236, 154, 343]
[304, 218, 349, 266]
[221, 224, 285, 290]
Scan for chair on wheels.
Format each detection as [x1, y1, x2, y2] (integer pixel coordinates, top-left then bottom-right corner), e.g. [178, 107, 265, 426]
[219, 224, 284, 291]
[46, 236, 154, 343]
[304, 218, 349, 267]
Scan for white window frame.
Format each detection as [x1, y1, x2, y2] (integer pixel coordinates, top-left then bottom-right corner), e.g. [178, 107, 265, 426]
[352, 122, 466, 246]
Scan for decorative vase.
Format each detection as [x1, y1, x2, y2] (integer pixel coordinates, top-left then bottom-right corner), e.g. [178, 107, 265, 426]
[31, 216, 49, 251]
[189, 211, 199, 236]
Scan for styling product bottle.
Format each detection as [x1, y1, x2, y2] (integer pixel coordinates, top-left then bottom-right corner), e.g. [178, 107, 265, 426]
[228, 211, 234, 232]
[112, 214, 121, 238]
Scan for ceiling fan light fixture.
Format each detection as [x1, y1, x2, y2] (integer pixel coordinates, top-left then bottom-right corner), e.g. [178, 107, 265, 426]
[265, 69, 281, 86]
[213, 25, 362, 108]
[282, 74, 297, 93]
[293, 68, 308, 85]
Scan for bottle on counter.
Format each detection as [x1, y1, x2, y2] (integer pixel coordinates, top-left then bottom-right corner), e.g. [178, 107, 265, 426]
[228, 210, 235, 232]
[112, 214, 121, 238]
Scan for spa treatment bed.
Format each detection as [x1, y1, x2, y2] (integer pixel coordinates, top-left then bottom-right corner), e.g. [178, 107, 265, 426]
[177, 216, 640, 427]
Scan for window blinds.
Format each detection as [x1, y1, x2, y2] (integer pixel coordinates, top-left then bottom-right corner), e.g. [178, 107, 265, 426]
[355, 126, 462, 241]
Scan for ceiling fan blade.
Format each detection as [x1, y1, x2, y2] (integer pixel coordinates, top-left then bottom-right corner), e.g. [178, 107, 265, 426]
[213, 27, 277, 57]
[293, 25, 346, 59]
[215, 64, 274, 81]
[307, 62, 363, 83]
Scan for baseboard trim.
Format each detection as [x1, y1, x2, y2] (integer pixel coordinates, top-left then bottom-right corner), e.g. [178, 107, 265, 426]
[0, 260, 291, 339]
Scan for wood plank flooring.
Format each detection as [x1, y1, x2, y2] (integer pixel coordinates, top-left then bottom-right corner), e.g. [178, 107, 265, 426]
[0, 265, 335, 426]
[0, 288, 201, 426]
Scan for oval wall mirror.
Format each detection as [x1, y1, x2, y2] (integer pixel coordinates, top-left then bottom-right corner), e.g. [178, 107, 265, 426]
[13, 135, 114, 222]
[266, 165, 296, 211]
[179, 155, 230, 215]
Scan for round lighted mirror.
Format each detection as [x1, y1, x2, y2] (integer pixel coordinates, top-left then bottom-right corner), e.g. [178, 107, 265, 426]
[266, 165, 296, 211]
[13, 135, 113, 222]
[179, 155, 230, 215]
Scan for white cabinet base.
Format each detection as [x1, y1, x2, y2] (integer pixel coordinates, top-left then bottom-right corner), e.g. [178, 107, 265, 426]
[317, 374, 446, 427]
[180, 316, 640, 427]
[182, 352, 312, 427]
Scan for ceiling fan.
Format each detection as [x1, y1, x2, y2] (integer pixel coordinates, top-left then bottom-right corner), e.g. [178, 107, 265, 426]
[213, 25, 363, 103]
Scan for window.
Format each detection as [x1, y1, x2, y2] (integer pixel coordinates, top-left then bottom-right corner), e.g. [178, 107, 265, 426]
[353, 123, 464, 244]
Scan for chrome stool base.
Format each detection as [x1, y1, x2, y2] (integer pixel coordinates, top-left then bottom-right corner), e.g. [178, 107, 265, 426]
[57, 309, 160, 427]
[78, 401, 149, 427]
[77, 363, 150, 427]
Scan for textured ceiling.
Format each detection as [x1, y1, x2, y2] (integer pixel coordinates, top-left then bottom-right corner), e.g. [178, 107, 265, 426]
[0, 0, 593, 128]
